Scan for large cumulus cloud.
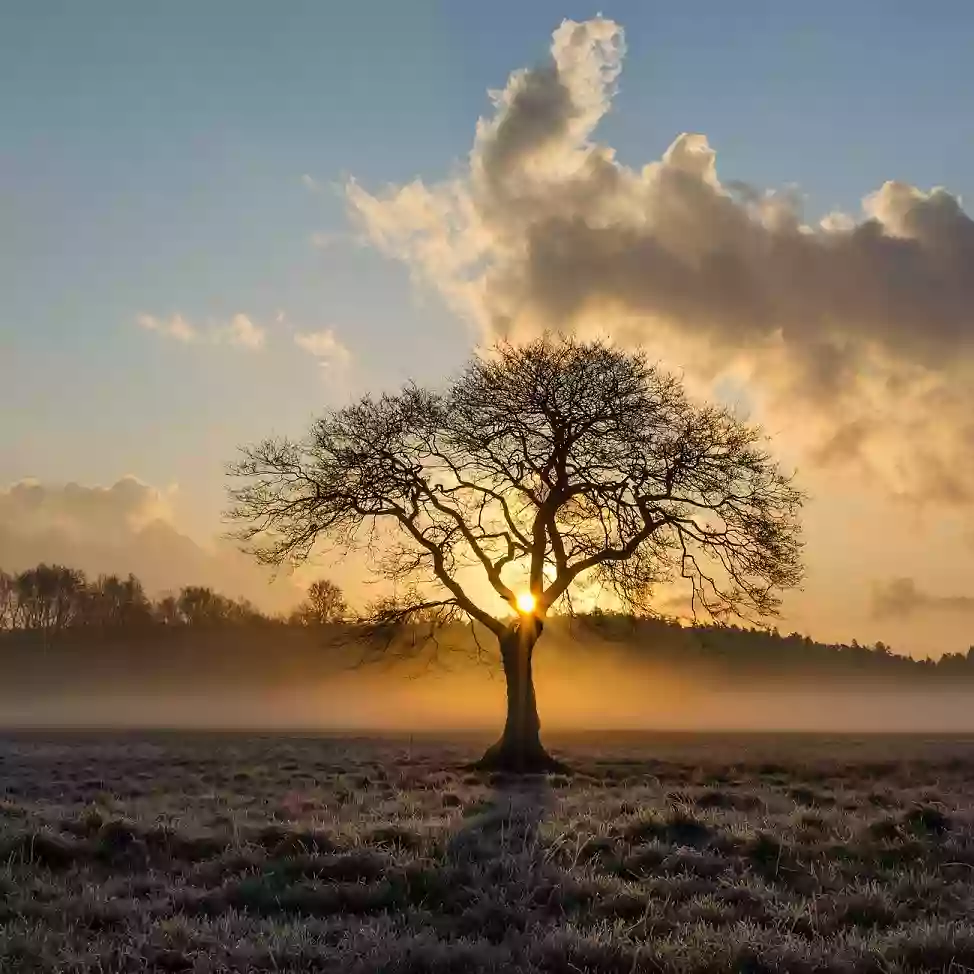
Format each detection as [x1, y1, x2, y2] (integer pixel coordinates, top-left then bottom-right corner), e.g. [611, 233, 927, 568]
[348, 17, 974, 505]
[0, 478, 176, 546]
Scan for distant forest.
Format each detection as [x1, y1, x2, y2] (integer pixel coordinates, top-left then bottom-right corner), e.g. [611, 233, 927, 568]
[0, 563, 344, 632]
[2, 561, 974, 683]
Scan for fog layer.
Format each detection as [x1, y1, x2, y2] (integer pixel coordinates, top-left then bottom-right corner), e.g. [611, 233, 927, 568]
[4, 625, 973, 733]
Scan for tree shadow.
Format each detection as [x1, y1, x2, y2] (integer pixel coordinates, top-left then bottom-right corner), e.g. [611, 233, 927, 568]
[446, 773, 555, 870]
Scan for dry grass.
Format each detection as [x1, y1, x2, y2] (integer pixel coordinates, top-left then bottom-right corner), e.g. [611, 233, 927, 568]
[2, 731, 974, 972]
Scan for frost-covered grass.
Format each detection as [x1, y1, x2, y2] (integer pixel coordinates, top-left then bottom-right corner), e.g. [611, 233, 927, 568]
[2, 732, 974, 972]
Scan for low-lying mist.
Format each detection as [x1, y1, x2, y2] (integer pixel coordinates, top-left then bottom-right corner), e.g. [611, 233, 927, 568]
[3, 621, 974, 732]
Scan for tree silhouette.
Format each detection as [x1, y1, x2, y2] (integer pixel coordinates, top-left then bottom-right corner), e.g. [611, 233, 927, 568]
[0, 570, 14, 630]
[12, 564, 86, 633]
[175, 586, 262, 626]
[80, 573, 153, 629]
[290, 578, 348, 626]
[153, 594, 181, 626]
[227, 336, 804, 770]
[175, 586, 223, 626]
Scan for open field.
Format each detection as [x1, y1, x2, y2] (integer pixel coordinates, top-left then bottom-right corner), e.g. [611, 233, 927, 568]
[3, 732, 974, 973]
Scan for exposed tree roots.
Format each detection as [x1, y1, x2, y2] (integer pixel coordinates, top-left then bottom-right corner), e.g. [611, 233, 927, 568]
[473, 737, 568, 774]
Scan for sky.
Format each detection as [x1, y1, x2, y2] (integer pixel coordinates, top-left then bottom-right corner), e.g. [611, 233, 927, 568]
[2, 2, 974, 654]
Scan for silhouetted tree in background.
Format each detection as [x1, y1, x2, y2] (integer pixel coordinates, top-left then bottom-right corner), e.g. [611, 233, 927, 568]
[227, 335, 805, 771]
[0, 566, 280, 633]
[176, 586, 231, 626]
[290, 579, 348, 626]
[0, 571, 14, 630]
[12, 564, 86, 633]
[175, 586, 265, 626]
[81, 574, 153, 629]
[153, 594, 181, 626]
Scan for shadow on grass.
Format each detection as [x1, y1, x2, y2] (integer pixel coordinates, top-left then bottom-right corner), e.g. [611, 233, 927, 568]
[437, 774, 562, 942]
[448, 774, 554, 862]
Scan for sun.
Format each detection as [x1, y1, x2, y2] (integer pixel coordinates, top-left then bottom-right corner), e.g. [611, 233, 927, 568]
[515, 591, 537, 614]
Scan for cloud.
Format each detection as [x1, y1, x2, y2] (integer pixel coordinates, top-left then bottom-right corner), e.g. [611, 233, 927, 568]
[0, 478, 299, 612]
[222, 313, 265, 349]
[872, 577, 974, 620]
[347, 17, 974, 507]
[137, 312, 265, 351]
[294, 329, 352, 369]
[137, 313, 198, 343]
[0, 477, 175, 545]
[302, 173, 322, 193]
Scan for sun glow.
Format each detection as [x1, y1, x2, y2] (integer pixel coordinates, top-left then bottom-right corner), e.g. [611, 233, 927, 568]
[516, 591, 537, 614]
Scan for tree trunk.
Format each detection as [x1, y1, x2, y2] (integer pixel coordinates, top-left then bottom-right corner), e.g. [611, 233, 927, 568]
[475, 617, 563, 773]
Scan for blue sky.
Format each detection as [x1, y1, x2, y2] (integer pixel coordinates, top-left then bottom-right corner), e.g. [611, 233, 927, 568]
[2, 0, 973, 560]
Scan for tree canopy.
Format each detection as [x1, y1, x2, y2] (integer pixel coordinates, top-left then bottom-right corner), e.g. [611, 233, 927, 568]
[229, 336, 803, 630]
[227, 335, 804, 769]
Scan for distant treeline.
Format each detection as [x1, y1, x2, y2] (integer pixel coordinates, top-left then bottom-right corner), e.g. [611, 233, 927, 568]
[577, 610, 974, 682]
[2, 562, 973, 681]
[0, 563, 344, 633]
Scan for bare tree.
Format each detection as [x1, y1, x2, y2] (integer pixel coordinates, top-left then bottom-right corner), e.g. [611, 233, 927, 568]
[0, 570, 14, 630]
[175, 586, 226, 626]
[13, 564, 86, 633]
[153, 594, 181, 626]
[290, 578, 348, 626]
[175, 585, 265, 626]
[79, 573, 153, 629]
[227, 336, 804, 770]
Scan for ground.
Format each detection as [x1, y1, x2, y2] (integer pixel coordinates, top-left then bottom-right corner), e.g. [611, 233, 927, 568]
[2, 732, 974, 973]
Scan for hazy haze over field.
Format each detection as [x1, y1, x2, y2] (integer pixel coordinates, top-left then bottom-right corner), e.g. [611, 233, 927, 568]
[5, 627, 974, 732]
